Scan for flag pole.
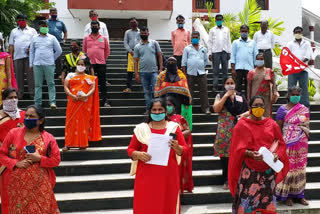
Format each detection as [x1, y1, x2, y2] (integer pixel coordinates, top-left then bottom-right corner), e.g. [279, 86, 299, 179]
[306, 67, 320, 80]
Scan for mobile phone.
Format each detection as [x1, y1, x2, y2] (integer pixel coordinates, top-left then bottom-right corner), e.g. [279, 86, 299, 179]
[25, 145, 36, 153]
[170, 133, 177, 140]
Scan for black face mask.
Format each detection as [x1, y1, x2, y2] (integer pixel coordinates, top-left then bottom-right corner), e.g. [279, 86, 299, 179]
[71, 47, 79, 52]
[140, 35, 148, 40]
[91, 27, 99, 33]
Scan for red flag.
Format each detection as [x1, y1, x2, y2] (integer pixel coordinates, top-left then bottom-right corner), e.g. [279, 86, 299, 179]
[280, 47, 308, 76]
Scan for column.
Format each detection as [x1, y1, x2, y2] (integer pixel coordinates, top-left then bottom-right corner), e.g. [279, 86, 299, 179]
[309, 25, 315, 41]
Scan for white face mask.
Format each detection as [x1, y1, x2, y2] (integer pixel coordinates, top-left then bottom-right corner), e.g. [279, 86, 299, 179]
[294, 33, 303, 40]
[3, 99, 19, 119]
[225, 84, 235, 91]
[76, 65, 86, 72]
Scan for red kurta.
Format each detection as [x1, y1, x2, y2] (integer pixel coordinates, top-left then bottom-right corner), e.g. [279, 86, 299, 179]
[0, 111, 25, 214]
[127, 127, 187, 214]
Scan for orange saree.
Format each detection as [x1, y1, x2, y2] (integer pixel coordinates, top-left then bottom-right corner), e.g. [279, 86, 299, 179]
[65, 74, 101, 148]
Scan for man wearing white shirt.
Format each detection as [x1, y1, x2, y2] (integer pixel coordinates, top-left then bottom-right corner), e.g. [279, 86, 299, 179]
[207, 14, 231, 91]
[9, 14, 37, 99]
[84, 10, 109, 39]
[253, 21, 275, 68]
[286, 26, 312, 107]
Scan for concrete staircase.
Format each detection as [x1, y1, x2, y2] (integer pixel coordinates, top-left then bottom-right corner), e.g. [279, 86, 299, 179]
[18, 40, 320, 213]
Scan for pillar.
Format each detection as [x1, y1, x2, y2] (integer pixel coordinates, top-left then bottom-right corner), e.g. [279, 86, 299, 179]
[309, 26, 315, 41]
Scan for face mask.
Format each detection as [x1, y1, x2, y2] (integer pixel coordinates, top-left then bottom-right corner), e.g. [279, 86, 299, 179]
[51, 15, 57, 19]
[71, 47, 79, 52]
[225, 84, 235, 91]
[24, 118, 38, 130]
[3, 99, 19, 119]
[240, 32, 248, 40]
[17, 20, 27, 28]
[255, 60, 264, 67]
[191, 38, 199, 45]
[39, 27, 49, 34]
[91, 16, 98, 21]
[251, 107, 265, 118]
[140, 35, 148, 40]
[77, 65, 86, 72]
[150, 113, 166, 122]
[290, 95, 300, 104]
[91, 27, 99, 33]
[167, 63, 177, 71]
[177, 23, 184, 28]
[294, 33, 303, 40]
[166, 106, 174, 114]
[216, 20, 223, 26]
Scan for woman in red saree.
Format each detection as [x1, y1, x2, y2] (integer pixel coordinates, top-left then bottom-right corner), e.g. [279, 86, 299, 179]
[229, 96, 289, 214]
[0, 104, 60, 213]
[127, 98, 188, 214]
[166, 96, 194, 193]
[63, 58, 101, 150]
[0, 88, 25, 214]
[247, 53, 278, 117]
[0, 51, 17, 105]
[275, 86, 310, 206]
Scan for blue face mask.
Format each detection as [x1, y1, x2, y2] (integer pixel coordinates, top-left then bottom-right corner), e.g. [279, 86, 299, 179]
[216, 20, 223, 26]
[24, 118, 38, 130]
[255, 60, 264, 67]
[150, 113, 166, 122]
[290, 95, 301, 104]
[177, 23, 184, 28]
[191, 38, 199, 45]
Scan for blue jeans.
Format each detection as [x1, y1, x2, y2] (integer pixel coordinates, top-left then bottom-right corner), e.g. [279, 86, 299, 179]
[34, 65, 56, 106]
[288, 70, 310, 107]
[140, 72, 158, 110]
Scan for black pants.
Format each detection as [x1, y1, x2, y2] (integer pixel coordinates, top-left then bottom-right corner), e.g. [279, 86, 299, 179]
[55, 43, 63, 77]
[236, 69, 249, 95]
[259, 49, 273, 68]
[92, 64, 108, 104]
[174, 55, 182, 69]
[221, 157, 229, 183]
[127, 72, 134, 89]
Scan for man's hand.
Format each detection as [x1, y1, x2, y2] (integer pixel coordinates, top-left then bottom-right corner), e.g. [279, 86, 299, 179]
[130, 51, 134, 56]
[30, 67, 33, 72]
[209, 55, 213, 62]
[135, 73, 141, 83]
[231, 68, 236, 77]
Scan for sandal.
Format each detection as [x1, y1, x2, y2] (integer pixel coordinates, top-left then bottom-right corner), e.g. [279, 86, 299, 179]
[285, 198, 294, 206]
[123, 88, 132, 93]
[62, 147, 69, 152]
[223, 181, 229, 190]
[298, 198, 309, 206]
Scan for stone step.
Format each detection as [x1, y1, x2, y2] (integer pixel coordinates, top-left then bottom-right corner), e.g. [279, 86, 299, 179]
[55, 183, 320, 212]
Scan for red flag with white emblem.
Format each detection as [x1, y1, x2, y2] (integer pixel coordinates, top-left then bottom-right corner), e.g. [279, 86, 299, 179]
[280, 47, 308, 76]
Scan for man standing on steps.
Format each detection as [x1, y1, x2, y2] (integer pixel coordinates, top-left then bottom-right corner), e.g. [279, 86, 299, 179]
[84, 10, 109, 40]
[207, 14, 231, 92]
[29, 20, 62, 109]
[171, 14, 191, 69]
[182, 31, 210, 115]
[231, 25, 258, 95]
[253, 20, 275, 68]
[134, 26, 163, 114]
[9, 14, 37, 99]
[123, 17, 140, 93]
[286, 26, 312, 108]
[48, 8, 68, 79]
[83, 21, 111, 107]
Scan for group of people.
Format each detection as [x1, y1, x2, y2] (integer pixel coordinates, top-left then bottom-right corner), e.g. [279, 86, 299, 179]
[126, 14, 312, 214]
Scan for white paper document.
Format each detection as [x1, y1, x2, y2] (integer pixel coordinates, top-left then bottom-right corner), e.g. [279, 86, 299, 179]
[258, 147, 284, 173]
[146, 133, 172, 166]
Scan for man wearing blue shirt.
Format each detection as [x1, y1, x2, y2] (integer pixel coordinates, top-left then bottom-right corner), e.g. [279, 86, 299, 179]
[29, 20, 62, 109]
[231, 25, 258, 94]
[48, 7, 67, 78]
[182, 31, 210, 114]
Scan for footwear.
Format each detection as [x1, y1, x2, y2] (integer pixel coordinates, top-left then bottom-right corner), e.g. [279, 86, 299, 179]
[204, 109, 211, 115]
[298, 198, 309, 206]
[50, 103, 57, 109]
[143, 110, 149, 115]
[285, 198, 294, 206]
[103, 102, 111, 107]
[62, 147, 69, 152]
[106, 81, 112, 86]
[222, 181, 229, 190]
[123, 88, 132, 93]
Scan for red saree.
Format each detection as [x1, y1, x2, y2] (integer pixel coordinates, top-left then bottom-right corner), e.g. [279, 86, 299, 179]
[169, 114, 194, 193]
[65, 74, 101, 148]
[229, 117, 289, 197]
[127, 126, 188, 214]
[0, 111, 25, 214]
[0, 127, 61, 213]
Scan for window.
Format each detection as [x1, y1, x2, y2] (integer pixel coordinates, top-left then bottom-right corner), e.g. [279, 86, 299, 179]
[256, 0, 269, 10]
[193, 0, 220, 12]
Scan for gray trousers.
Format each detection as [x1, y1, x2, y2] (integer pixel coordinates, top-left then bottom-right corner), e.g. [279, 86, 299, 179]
[212, 51, 228, 90]
[187, 74, 209, 112]
[14, 57, 34, 98]
[259, 49, 273, 68]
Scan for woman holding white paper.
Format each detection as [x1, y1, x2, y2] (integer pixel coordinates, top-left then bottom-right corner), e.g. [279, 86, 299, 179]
[229, 96, 289, 214]
[275, 86, 310, 206]
[127, 98, 188, 214]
